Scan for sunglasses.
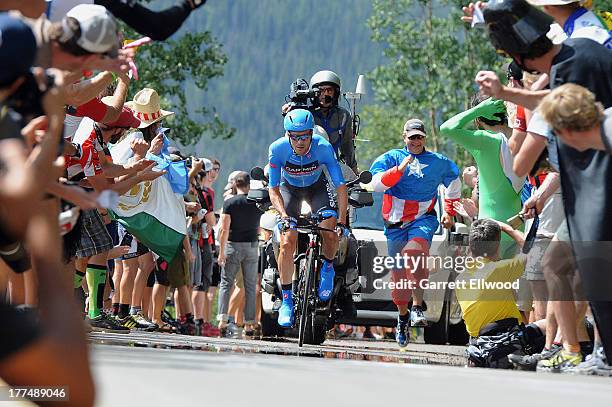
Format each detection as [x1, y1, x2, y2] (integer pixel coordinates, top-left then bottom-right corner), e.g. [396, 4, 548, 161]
[288, 131, 312, 141]
[407, 134, 425, 140]
[212, 167, 220, 172]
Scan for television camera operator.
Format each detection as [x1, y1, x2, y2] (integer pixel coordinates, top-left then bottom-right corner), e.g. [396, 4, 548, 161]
[282, 70, 358, 175]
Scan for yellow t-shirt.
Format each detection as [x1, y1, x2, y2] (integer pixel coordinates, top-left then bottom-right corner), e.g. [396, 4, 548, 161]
[456, 255, 526, 337]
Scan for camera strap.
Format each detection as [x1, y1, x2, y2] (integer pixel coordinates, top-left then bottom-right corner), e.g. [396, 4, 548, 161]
[93, 124, 106, 149]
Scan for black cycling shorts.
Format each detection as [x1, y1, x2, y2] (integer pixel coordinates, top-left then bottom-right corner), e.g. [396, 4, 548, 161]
[279, 174, 337, 219]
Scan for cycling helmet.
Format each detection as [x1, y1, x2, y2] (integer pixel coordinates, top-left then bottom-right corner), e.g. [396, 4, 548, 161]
[284, 109, 314, 132]
[483, 0, 553, 56]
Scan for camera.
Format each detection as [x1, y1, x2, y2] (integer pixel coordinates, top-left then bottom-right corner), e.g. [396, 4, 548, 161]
[285, 78, 319, 110]
[6, 69, 55, 121]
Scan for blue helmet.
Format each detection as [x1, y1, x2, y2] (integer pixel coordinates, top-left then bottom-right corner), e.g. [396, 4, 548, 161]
[284, 109, 314, 132]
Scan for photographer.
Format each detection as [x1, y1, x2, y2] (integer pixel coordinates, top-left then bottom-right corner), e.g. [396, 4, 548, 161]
[0, 14, 95, 404]
[282, 70, 358, 174]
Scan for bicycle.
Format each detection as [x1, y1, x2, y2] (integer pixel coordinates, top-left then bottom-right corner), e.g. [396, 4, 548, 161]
[292, 212, 338, 346]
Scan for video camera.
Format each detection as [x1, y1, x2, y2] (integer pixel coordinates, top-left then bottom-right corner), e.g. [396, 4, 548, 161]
[284, 78, 319, 110]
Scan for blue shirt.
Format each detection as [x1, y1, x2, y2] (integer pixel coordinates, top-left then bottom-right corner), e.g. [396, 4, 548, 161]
[268, 135, 345, 188]
[369, 148, 460, 203]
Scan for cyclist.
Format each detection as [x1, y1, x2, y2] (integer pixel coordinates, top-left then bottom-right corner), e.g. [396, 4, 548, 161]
[370, 118, 461, 347]
[268, 109, 348, 327]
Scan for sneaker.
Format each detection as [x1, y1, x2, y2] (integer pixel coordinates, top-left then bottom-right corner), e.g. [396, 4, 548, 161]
[178, 319, 196, 336]
[132, 312, 157, 332]
[318, 263, 335, 302]
[88, 313, 130, 334]
[410, 305, 427, 327]
[228, 322, 244, 338]
[117, 314, 150, 331]
[508, 345, 561, 371]
[278, 301, 294, 328]
[395, 316, 409, 348]
[363, 328, 376, 340]
[536, 349, 582, 373]
[567, 347, 612, 376]
[202, 321, 221, 337]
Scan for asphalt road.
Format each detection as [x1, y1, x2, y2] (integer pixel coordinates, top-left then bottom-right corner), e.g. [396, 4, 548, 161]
[89, 333, 612, 407]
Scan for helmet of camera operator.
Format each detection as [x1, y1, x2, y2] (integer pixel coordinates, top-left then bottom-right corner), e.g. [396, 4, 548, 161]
[284, 109, 314, 132]
[310, 70, 341, 105]
[310, 70, 341, 90]
[483, 0, 554, 57]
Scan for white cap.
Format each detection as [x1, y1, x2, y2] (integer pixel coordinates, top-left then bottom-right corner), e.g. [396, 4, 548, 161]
[200, 158, 213, 172]
[64, 4, 120, 57]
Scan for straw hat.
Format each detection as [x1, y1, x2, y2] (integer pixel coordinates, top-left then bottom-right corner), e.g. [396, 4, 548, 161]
[125, 88, 175, 128]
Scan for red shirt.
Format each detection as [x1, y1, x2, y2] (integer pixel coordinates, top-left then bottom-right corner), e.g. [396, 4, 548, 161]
[514, 105, 527, 132]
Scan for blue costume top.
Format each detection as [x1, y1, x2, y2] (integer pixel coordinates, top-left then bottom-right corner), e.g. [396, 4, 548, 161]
[268, 135, 345, 188]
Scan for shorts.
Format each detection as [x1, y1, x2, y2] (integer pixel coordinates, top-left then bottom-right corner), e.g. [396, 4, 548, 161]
[384, 214, 439, 251]
[146, 268, 155, 288]
[0, 302, 40, 362]
[194, 243, 213, 292]
[555, 219, 570, 242]
[117, 224, 150, 260]
[525, 237, 553, 281]
[0, 240, 31, 274]
[279, 174, 337, 219]
[155, 251, 189, 289]
[75, 209, 113, 258]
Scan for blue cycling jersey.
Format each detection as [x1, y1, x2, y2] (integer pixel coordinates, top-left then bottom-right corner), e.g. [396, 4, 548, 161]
[268, 135, 345, 188]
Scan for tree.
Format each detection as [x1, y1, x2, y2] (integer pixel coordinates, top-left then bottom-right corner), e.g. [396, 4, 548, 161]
[121, 24, 234, 145]
[360, 0, 503, 171]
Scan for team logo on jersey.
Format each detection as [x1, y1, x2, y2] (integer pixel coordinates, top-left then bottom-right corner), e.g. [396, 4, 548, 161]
[284, 161, 319, 175]
[407, 158, 428, 178]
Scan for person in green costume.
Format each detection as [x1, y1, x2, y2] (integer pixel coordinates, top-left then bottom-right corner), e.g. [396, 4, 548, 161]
[440, 94, 525, 258]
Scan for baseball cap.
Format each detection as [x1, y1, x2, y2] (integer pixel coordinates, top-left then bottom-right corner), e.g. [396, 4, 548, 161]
[201, 158, 213, 172]
[224, 170, 241, 191]
[0, 14, 37, 87]
[403, 119, 426, 137]
[64, 4, 120, 57]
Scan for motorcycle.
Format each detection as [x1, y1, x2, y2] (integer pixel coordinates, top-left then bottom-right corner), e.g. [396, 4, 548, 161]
[248, 166, 373, 345]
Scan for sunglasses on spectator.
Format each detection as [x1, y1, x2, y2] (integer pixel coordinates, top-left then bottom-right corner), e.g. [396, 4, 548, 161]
[288, 131, 312, 141]
[406, 134, 425, 140]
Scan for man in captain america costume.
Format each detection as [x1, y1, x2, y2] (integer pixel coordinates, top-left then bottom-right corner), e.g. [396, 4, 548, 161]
[369, 118, 461, 347]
